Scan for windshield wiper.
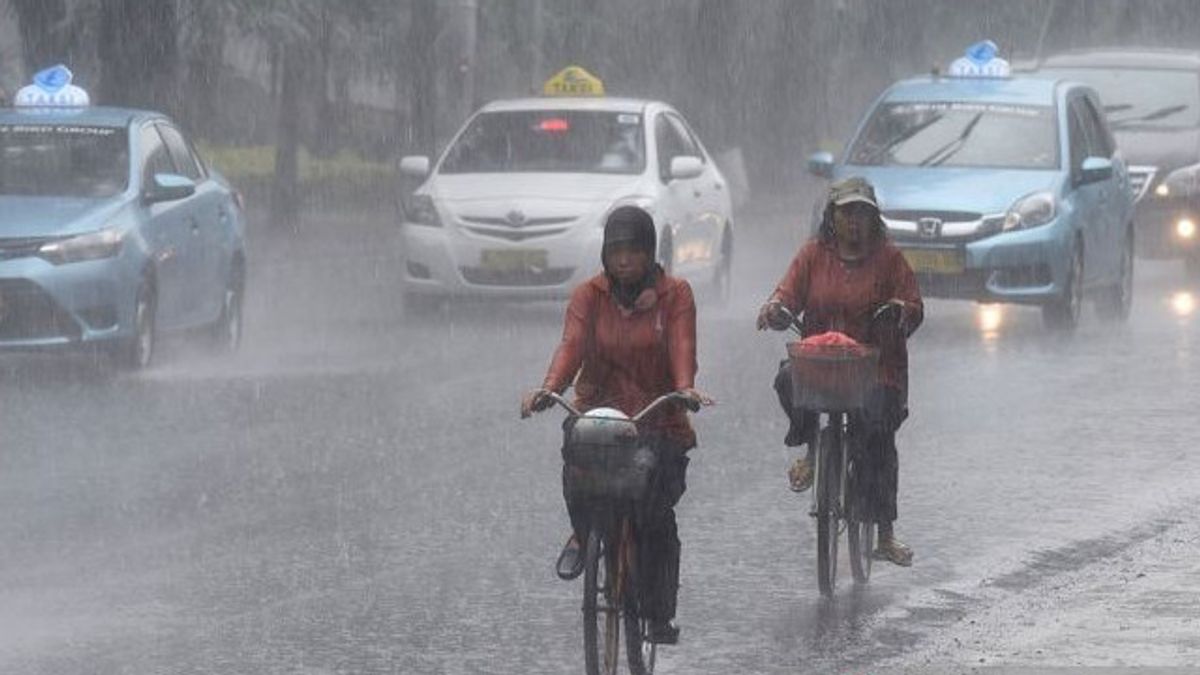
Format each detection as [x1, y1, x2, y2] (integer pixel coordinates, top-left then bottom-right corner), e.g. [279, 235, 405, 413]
[918, 112, 984, 167]
[856, 113, 945, 164]
[1110, 104, 1189, 128]
[1103, 103, 1134, 113]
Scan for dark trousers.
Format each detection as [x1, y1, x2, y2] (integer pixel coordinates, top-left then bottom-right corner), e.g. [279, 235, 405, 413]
[563, 437, 689, 623]
[774, 362, 903, 523]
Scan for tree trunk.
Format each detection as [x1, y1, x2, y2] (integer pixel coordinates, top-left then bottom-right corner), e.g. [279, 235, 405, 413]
[407, 0, 437, 157]
[97, 0, 178, 111]
[11, 0, 66, 76]
[271, 44, 302, 231]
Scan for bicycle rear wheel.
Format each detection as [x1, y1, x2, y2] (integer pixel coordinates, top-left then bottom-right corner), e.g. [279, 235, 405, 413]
[815, 422, 840, 597]
[583, 529, 621, 675]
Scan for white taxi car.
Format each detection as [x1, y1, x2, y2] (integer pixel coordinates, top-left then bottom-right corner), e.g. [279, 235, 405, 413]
[398, 68, 733, 308]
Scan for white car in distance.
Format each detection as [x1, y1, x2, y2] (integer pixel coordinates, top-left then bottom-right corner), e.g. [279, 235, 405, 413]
[399, 96, 734, 310]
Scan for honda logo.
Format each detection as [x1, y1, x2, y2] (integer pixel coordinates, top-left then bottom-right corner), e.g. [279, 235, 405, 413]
[917, 217, 942, 238]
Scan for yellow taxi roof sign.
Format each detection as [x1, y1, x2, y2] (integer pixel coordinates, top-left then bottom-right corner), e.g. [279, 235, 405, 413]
[543, 66, 605, 97]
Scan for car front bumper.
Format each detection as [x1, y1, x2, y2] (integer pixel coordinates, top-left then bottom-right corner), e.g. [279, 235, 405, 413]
[1133, 197, 1200, 259]
[0, 254, 136, 350]
[899, 221, 1070, 304]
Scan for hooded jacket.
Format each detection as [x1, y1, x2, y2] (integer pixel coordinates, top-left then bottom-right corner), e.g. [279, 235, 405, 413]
[542, 271, 698, 448]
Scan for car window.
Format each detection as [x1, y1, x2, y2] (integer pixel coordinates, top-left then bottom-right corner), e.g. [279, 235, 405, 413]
[157, 124, 203, 181]
[139, 125, 176, 186]
[0, 124, 129, 197]
[847, 101, 1059, 170]
[439, 110, 645, 175]
[666, 114, 703, 161]
[656, 113, 692, 182]
[1080, 97, 1115, 157]
[1067, 100, 1089, 173]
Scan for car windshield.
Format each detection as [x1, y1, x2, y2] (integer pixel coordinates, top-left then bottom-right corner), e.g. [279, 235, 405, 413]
[848, 101, 1059, 170]
[1037, 68, 1200, 130]
[440, 110, 645, 175]
[0, 124, 129, 197]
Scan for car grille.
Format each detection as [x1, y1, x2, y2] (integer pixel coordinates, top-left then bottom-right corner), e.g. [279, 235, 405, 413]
[884, 211, 1005, 243]
[1127, 165, 1157, 203]
[0, 279, 81, 341]
[459, 214, 578, 243]
[459, 266, 574, 287]
[0, 236, 56, 262]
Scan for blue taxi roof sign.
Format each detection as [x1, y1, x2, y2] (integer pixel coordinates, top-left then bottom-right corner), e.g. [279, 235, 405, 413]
[947, 41, 1011, 79]
[15, 65, 91, 107]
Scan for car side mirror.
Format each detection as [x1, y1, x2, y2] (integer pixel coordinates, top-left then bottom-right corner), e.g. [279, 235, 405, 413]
[1079, 156, 1113, 185]
[807, 151, 835, 179]
[400, 155, 431, 178]
[144, 173, 196, 204]
[669, 156, 704, 181]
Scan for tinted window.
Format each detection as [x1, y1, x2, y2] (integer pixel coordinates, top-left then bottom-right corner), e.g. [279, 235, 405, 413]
[139, 125, 175, 184]
[157, 124, 202, 181]
[848, 101, 1060, 170]
[1067, 102, 1089, 172]
[1080, 97, 1114, 157]
[440, 110, 645, 175]
[1038, 67, 1200, 129]
[656, 114, 692, 181]
[0, 124, 129, 197]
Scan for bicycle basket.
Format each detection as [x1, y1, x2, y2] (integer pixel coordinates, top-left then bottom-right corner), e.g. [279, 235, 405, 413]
[787, 341, 880, 412]
[563, 415, 656, 501]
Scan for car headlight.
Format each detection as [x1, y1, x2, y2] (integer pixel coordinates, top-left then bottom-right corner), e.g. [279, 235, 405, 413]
[38, 228, 124, 265]
[406, 194, 443, 227]
[1003, 191, 1056, 231]
[1158, 163, 1200, 198]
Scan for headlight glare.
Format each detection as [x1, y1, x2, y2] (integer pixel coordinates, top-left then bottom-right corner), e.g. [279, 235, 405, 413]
[38, 229, 124, 265]
[1003, 191, 1056, 231]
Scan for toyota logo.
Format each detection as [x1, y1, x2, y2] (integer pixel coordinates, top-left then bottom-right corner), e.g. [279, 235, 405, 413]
[506, 210, 527, 227]
[918, 217, 942, 238]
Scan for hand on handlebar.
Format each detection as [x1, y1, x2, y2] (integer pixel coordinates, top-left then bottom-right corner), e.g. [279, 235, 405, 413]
[677, 388, 715, 412]
[756, 301, 793, 332]
[519, 388, 555, 419]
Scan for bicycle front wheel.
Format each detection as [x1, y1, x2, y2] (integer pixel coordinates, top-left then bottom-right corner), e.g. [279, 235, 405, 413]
[848, 520, 875, 583]
[815, 424, 840, 597]
[583, 528, 621, 675]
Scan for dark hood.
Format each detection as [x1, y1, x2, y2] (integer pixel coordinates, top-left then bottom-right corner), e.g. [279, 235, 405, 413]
[1114, 126, 1200, 171]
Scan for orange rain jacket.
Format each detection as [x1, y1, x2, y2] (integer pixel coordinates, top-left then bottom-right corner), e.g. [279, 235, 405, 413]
[769, 238, 924, 398]
[542, 272, 698, 448]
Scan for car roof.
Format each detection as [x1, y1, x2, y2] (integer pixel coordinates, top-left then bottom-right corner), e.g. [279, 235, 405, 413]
[0, 105, 165, 127]
[478, 97, 653, 114]
[1035, 48, 1200, 71]
[883, 75, 1063, 106]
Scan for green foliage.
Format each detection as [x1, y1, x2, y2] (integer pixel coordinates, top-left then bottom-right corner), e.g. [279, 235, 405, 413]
[196, 142, 393, 184]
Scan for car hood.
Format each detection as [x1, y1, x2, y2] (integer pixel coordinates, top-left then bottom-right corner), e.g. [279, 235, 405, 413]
[429, 173, 642, 205]
[0, 195, 129, 239]
[1113, 127, 1200, 172]
[839, 166, 1062, 215]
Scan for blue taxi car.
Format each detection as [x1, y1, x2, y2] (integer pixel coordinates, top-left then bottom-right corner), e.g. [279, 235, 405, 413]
[809, 44, 1135, 330]
[0, 72, 246, 368]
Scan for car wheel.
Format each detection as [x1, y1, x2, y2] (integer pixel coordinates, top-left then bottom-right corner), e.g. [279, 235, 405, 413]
[115, 283, 156, 370]
[210, 268, 244, 354]
[1043, 243, 1083, 332]
[1096, 233, 1133, 322]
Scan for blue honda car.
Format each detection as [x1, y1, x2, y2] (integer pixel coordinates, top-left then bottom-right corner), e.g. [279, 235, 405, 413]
[0, 95, 246, 367]
[809, 46, 1135, 330]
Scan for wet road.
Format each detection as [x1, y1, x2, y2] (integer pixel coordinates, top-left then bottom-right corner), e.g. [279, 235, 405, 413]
[0, 205, 1198, 673]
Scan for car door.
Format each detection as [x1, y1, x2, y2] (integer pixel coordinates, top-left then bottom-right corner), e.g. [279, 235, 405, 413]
[137, 124, 190, 329]
[653, 112, 704, 273]
[158, 122, 226, 324]
[1066, 97, 1106, 288]
[670, 113, 728, 251]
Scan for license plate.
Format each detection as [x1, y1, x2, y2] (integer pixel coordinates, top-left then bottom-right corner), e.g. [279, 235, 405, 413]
[480, 249, 548, 272]
[902, 248, 964, 275]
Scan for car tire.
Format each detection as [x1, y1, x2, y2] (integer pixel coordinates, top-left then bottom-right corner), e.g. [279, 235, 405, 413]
[114, 282, 156, 370]
[1096, 232, 1133, 322]
[209, 265, 244, 354]
[1043, 243, 1083, 332]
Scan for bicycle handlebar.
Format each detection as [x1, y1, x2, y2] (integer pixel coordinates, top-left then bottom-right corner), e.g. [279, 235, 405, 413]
[541, 390, 698, 421]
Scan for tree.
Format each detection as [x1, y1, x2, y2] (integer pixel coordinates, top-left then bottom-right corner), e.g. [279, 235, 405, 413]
[97, 0, 178, 110]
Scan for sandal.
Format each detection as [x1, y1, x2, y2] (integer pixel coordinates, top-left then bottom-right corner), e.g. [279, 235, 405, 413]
[787, 457, 813, 492]
[873, 537, 914, 567]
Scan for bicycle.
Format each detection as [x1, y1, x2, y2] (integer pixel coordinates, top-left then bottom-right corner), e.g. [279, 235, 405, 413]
[542, 390, 699, 675]
[778, 303, 902, 597]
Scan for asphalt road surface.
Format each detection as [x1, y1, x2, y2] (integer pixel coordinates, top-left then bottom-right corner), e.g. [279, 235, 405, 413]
[0, 202, 1197, 674]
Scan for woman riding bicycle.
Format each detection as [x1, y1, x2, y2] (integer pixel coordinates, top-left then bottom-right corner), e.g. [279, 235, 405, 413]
[521, 205, 710, 644]
[757, 176, 923, 567]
